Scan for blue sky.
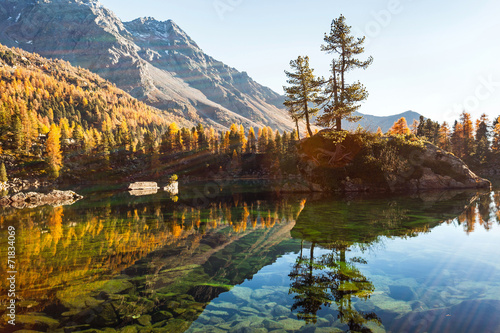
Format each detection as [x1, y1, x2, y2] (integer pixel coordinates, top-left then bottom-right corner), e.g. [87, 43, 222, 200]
[98, 0, 500, 123]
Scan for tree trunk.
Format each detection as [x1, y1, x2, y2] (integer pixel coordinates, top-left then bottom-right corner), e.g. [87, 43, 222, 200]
[336, 117, 342, 131]
[295, 119, 301, 140]
[305, 111, 313, 137]
[309, 243, 315, 276]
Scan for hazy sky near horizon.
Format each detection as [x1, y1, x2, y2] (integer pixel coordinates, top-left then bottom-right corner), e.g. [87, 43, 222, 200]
[98, 0, 500, 123]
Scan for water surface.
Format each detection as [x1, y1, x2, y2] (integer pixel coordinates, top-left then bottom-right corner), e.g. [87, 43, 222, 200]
[1, 187, 499, 332]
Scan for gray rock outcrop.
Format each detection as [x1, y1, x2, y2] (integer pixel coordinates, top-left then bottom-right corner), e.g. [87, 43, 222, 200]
[387, 142, 491, 192]
[293, 133, 491, 193]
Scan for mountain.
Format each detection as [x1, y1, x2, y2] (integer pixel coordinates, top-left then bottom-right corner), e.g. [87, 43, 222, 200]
[344, 110, 422, 132]
[0, 0, 293, 131]
[0, 43, 190, 149]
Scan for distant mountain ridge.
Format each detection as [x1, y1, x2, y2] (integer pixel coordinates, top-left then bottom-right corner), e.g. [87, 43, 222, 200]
[0, 0, 292, 131]
[345, 111, 422, 132]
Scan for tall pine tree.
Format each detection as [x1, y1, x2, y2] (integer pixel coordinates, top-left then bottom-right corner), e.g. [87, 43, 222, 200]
[284, 56, 322, 136]
[318, 14, 373, 131]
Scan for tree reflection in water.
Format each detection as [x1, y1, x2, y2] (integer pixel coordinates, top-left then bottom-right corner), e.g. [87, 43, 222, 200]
[289, 240, 381, 332]
[287, 190, 496, 332]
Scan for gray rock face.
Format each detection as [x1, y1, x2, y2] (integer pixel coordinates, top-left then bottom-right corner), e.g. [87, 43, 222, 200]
[388, 143, 491, 192]
[0, 0, 293, 131]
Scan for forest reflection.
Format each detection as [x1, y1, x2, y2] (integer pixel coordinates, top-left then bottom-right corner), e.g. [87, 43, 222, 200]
[0, 192, 305, 306]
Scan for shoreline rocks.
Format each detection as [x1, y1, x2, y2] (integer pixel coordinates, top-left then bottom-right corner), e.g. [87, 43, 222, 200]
[0, 190, 83, 208]
[0, 178, 51, 193]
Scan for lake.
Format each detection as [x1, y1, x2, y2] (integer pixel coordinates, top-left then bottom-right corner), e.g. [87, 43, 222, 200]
[1, 184, 500, 332]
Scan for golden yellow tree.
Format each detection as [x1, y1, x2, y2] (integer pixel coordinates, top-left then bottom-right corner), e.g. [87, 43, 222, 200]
[46, 123, 63, 178]
[387, 117, 411, 135]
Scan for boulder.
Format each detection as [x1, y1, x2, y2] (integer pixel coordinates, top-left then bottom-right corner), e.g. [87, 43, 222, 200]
[0, 196, 11, 205]
[128, 182, 159, 190]
[10, 192, 26, 202]
[25, 192, 44, 204]
[129, 189, 158, 196]
[163, 181, 179, 195]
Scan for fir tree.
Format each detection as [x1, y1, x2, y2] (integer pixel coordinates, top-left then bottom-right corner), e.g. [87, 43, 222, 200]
[284, 56, 322, 136]
[475, 114, 490, 164]
[318, 14, 373, 131]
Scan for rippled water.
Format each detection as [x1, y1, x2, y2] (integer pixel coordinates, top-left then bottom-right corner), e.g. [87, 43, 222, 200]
[1, 186, 499, 332]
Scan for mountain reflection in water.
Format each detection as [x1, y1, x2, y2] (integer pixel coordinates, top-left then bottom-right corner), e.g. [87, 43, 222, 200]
[0, 188, 499, 332]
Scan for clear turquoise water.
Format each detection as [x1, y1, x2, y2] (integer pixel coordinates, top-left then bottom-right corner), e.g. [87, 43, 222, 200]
[0, 188, 499, 332]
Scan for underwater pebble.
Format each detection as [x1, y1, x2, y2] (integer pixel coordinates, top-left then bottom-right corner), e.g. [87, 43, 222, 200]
[211, 301, 240, 311]
[206, 310, 230, 317]
[209, 316, 226, 325]
[252, 289, 275, 299]
[231, 287, 254, 302]
[271, 305, 290, 317]
[315, 328, 344, 333]
[278, 318, 305, 331]
[120, 326, 138, 333]
[262, 318, 285, 330]
[240, 306, 260, 315]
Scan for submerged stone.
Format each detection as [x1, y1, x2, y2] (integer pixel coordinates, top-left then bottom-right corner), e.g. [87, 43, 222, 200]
[120, 326, 138, 333]
[16, 314, 60, 331]
[278, 318, 305, 331]
[205, 310, 229, 317]
[136, 315, 152, 326]
[231, 286, 253, 303]
[208, 316, 225, 325]
[56, 280, 108, 310]
[391, 299, 500, 332]
[89, 302, 120, 327]
[262, 318, 285, 330]
[152, 311, 173, 323]
[315, 328, 344, 333]
[211, 301, 239, 311]
[158, 318, 191, 332]
[240, 306, 260, 315]
[100, 279, 135, 295]
[271, 304, 290, 317]
[252, 288, 275, 299]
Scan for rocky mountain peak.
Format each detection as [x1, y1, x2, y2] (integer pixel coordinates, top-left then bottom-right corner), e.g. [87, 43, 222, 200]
[0, 0, 294, 131]
[125, 17, 199, 50]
